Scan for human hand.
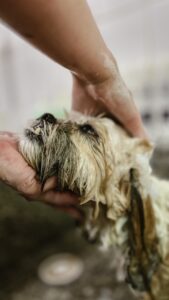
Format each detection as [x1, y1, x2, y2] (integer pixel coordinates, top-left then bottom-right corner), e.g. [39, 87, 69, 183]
[72, 58, 148, 139]
[0, 132, 81, 219]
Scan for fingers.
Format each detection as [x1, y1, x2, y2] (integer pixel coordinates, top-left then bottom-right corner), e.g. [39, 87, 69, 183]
[55, 205, 83, 221]
[25, 189, 82, 220]
[0, 138, 41, 195]
[24, 194, 82, 220]
[105, 95, 149, 139]
[88, 75, 149, 139]
[17, 168, 41, 196]
[123, 111, 149, 139]
[43, 176, 57, 192]
[38, 190, 78, 206]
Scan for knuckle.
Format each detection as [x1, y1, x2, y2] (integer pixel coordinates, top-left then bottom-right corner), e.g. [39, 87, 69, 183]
[18, 174, 40, 198]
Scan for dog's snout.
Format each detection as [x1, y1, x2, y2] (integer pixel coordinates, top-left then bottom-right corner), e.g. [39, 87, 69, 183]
[40, 113, 57, 124]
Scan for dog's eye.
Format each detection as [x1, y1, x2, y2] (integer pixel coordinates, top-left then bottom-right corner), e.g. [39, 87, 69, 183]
[79, 124, 98, 137]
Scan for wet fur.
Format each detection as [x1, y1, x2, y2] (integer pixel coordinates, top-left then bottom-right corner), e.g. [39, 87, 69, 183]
[19, 113, 169, 300]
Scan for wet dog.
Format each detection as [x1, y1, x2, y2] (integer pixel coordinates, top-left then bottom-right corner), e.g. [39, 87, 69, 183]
[19, 112, 169, 300]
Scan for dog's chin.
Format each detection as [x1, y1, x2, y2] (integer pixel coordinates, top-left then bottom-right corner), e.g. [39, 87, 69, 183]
[51, 162, 85, 197]
[20, 137, 84, 196]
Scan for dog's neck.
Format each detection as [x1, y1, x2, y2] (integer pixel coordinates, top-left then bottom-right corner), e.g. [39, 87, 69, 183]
[97, 144, 154, 250]
[101, 119, 154, 219]
[81, 120, 155, 249]
[82, 123, 155, 248]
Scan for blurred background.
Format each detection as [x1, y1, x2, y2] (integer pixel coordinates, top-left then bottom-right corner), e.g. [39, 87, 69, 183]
[0, 1, 169, 300]
[0, 0, 169, 146]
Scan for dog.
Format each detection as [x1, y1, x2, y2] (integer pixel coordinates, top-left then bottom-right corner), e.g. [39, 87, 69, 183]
[19, 112, 169, 300]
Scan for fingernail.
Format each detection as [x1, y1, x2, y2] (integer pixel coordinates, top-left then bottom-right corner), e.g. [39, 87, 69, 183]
[43, 177, 57, 192]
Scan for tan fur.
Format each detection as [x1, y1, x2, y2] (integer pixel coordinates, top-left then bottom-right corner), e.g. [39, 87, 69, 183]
[19, 113, 169, 300]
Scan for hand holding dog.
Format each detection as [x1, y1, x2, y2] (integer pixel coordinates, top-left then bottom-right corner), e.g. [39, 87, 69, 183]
[72, 67, 148, 139]
[0, 133, 80, 219]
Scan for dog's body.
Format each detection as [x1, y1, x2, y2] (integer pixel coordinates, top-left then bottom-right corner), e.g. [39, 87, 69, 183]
[19, 113, 169, 300]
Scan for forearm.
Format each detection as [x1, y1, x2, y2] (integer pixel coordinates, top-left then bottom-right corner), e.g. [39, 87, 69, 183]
[0, 0, 116, 82]
[0, 0, 146, 138]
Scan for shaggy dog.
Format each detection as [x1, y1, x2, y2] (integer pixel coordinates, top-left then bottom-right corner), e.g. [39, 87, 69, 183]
[19, 112, 169, 300]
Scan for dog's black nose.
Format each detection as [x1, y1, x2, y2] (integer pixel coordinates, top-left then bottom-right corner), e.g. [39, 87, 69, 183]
[39, 113, 57, 124]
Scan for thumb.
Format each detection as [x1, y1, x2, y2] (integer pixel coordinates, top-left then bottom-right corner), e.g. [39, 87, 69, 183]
[0, 139, 41, 196]
[16, 166, 41, 197]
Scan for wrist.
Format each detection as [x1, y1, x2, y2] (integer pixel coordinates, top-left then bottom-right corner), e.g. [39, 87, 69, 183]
[72, 49, 119, 84]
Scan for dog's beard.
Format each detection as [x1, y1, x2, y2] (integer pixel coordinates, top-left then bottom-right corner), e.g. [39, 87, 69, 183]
[20, 125, 81, 193]
[19, 113, 105, 198]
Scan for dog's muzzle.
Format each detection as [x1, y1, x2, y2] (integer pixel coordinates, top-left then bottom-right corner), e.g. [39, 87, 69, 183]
[25, 113, 57, 143]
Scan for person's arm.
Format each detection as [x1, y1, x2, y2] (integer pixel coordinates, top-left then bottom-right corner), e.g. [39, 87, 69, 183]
[0, 0, 148, 215]
[0, 0, 110, 82]
[0, 0, 147, 137]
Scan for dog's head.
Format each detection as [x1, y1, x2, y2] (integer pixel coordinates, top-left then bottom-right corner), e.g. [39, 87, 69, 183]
[19, 112, 152, 209]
